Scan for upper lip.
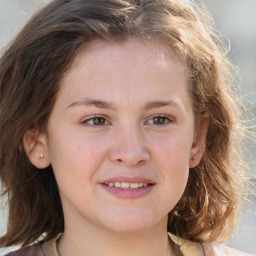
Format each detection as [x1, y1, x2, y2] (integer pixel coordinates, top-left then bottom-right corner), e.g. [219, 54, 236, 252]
[100, 176, 155, 184]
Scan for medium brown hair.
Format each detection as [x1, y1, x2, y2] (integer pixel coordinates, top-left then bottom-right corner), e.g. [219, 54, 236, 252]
[0, 0, 248, 247]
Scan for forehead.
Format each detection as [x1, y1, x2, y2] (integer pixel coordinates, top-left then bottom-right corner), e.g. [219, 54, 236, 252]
[57, 39, 191, 112]
[68, 39, 185, 77]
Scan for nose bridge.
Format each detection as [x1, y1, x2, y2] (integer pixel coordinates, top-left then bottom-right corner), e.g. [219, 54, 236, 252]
[109, 124, 150, 167]
[122, 124, 142, 146]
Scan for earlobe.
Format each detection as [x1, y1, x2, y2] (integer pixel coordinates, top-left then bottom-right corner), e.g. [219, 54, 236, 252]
[189, 113, 209, 168]
[23, 130, 51, 169]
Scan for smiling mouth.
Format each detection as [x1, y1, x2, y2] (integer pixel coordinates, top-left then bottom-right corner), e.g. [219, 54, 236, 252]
[104, 182, 151, 189]
[101, 179, 155, 198]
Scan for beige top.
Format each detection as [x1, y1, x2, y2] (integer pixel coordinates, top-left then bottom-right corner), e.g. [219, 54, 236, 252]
[168, 233, 204, 255]
[40, 233, 204, 256]
[6, 233, 254, 256]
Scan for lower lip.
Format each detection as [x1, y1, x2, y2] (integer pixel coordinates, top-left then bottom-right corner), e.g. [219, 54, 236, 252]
[101, 184, 155, 199]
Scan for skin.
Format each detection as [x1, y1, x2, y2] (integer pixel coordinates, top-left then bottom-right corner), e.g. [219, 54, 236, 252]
[24, 39, 207, 256]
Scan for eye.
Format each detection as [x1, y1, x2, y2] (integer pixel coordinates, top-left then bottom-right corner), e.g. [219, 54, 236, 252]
[81, 116, 109, 126]
[146, 115, 173, 126]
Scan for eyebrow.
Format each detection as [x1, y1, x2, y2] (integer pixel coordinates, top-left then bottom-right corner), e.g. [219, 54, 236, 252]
[144, 100, 183, 110]
[67, 98, 183, 111]
[67, 98, 116, 110]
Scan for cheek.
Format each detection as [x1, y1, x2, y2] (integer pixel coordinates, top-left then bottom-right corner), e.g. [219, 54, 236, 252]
[148, 132, 191, 194]
[149, 131, 193, 166]
[48, 129, 111, 182]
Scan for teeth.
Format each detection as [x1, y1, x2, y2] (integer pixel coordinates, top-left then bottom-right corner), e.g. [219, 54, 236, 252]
[130, 183, 139, 189]
[115, 182, 121, 188]
[121, 182, 130, 188]
[105, 182, 149, 188]
[138, 183, 143, 187]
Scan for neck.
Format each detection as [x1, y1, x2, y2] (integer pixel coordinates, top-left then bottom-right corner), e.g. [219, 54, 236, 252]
[58, 217, 174, 256]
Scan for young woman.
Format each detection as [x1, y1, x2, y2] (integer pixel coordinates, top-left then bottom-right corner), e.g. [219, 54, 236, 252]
[0, 0, 252, 255]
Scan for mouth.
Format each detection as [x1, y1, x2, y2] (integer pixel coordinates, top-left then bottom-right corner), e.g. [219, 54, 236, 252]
[100, 177, 156, 198]
[103, 182, 151, 189]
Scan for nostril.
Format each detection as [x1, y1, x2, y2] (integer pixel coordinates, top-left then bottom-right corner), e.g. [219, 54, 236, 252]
[135, 159, 147, 167]
[115, 159, 123, 164]
[113, 158, 147, 167]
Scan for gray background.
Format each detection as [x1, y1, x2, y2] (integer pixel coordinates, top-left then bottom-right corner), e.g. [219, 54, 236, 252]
[0, 0, 255, 255]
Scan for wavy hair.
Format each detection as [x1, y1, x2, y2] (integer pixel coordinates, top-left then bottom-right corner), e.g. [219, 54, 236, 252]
[0, 0, 249, 247]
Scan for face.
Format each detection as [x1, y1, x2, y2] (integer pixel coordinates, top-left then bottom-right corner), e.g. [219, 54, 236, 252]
[26, 39, 205, 234]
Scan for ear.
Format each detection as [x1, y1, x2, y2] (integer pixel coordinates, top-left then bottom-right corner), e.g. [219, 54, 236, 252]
[189, 113, 209, 168]
[23, 129, 51, 169]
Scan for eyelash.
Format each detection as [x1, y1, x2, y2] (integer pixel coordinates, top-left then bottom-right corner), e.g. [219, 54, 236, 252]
[81, 115, 110, 127]
[146, 115, 173, 126]
[81, 114, 173, 127]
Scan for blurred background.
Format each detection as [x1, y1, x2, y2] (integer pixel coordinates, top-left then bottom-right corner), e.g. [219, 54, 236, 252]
[0, 0, 255, 255]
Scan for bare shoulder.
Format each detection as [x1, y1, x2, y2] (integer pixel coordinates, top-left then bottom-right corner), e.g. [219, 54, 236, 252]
[4, 244, 43, 256]
[203, 242, 255, 256]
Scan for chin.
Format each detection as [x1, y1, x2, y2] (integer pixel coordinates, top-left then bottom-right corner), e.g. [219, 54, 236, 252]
[101, 211, 161, 234]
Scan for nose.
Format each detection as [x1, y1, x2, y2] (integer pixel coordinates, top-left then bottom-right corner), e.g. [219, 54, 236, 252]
[109, 126, 150, 167]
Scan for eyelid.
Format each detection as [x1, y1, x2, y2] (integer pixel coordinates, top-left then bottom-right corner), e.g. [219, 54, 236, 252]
[80, 115, 111, 127]
[145, 114, 174, 126]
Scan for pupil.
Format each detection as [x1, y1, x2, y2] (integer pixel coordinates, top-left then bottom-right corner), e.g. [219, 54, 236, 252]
[94, 118, 105, 125]
[153, 117, 165, 124]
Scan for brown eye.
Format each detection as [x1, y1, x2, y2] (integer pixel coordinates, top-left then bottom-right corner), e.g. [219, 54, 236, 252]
[81, 116, 109, 126]
[93, 117, 105, 125]
[153, 116, 167, 125]
[146, 115, 173, 126]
